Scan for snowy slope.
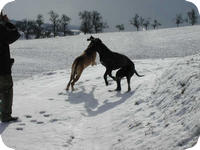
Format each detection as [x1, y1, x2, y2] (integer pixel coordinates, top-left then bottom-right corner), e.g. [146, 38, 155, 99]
[0, 55, 199, 150]
[0, 26, 200, 150]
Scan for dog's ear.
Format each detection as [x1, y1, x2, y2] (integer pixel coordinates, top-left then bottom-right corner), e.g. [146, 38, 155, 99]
[87, 36, 95, 41]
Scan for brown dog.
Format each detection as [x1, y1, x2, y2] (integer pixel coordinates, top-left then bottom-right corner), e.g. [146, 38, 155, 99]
[66, 47, 96, 91]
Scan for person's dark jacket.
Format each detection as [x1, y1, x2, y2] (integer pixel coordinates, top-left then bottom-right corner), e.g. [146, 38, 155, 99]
[0, 22, 20, 75]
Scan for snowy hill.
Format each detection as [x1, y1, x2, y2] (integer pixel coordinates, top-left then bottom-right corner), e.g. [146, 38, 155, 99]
[0, 26, 200, 150]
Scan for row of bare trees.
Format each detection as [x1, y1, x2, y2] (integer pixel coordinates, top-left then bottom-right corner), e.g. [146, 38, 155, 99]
[15, 8, 199, 39]
[116, 14, 162, 32]
[15, 10, 108, 39]
[175, 9, 198, 27]
[16, 11, 71, 39]
[129, 14, 161, 31]
[116, 9, 198, 32]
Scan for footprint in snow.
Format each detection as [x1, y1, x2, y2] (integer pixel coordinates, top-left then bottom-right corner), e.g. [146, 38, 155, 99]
[49, 119, 59, 123]
[18, 123, 26, 126]
[30, 120, 37, 123]
[58, 92, 67, 95]
[36, 121, 44, 124]
[62, 144, 69, 147]
[24, 115, 32, 119]
[43, 72, 56, 76]
[39, 111, 46, 114]
[48, 98, 54, 101]
[16, 127, 23, 131]
[43, 114, 51, 118]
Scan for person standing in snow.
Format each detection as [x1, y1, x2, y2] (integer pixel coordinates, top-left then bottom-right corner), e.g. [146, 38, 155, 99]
[0, 12, 20, 122]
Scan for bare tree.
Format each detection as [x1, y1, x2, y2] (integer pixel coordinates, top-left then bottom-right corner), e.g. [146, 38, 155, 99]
[79, 10, 93, 34]
[91, 10, 108, 33]
[175, 14, 184, 27]
[143, 19, 151, 30]
[139, 17, 145, 30]
[152, 19, 161, 29]
[60, 14, 71, 36]
[17, 19, 36, 39]
[187, 9, 198, 25]
[130, 14, 140, 31]
[48, 10, 60, 37]
[35, 14, 44, 38]
[116, 24, 125, 31]
[15, 20, 26, 33]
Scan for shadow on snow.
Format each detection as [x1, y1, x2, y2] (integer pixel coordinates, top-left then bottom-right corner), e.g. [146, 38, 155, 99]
[67, 85, 140, 117]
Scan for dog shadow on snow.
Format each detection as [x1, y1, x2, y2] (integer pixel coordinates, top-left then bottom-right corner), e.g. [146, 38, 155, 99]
[67, 85, 140, 117]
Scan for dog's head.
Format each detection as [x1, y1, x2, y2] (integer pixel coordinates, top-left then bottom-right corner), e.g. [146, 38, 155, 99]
[86, 36, 103, 53]
[87, 36, 95, 42]
[87, 36, 102, 44]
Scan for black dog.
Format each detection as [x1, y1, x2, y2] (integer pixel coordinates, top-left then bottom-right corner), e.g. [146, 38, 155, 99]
[87, 36, 144, 92]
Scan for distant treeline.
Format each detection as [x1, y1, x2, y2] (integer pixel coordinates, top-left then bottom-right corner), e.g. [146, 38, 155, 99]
[116, 8, 198, 32]
[15, 10, 109, 39]
[14, 8, 199, 39]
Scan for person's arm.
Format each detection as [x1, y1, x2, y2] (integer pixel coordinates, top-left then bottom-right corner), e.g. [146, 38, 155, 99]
[0, 22, 21, 44]
[4, 22, 21, 44]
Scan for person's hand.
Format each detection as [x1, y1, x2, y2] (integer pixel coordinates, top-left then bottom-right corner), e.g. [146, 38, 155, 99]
[3, 14, 9, 22]
[0, 12, 9, 23]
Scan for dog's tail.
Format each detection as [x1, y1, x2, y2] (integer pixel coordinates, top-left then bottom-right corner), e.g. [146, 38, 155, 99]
[134, 69, 144, 77]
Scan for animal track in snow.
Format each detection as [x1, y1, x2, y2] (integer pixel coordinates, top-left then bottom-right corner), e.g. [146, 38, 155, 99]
[39, 111, 46, 114]
[18, 123, 26, 126]
[36, 121, 44, 124]
[49, 119, 59, 123]
[48, 98, 54, 101]
[43, 114, 51, 118]
[25, 115, 32, 119]
[16, 127, 23, 131]
[30, 120, 37, 123]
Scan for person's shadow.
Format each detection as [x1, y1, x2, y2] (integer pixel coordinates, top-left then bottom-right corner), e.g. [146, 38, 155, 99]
[68, 85, 140, 117]
[0, 123, 9, 135]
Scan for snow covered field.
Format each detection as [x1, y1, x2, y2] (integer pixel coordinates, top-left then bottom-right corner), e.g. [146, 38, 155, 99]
[10, 25, 200, 81]
[0, 26, 200, 150]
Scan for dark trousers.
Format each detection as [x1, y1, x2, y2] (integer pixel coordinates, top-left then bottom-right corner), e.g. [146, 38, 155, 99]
[0, 75, 13, 119]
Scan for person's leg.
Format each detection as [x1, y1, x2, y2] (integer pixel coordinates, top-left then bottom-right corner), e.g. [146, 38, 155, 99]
[0, 75, 17, 122]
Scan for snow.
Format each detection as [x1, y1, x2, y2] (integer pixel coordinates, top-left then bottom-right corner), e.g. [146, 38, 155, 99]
[0, 26, 200, 150]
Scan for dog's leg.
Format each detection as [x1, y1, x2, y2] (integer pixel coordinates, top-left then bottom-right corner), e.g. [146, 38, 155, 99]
[115, 77, 122, 91]
[115, 69, 126, 91]
[104, 70, 109, 86]
[126, 76, 131, 92]
[66, 73, 73, 90]
[71, 69, 83, 91]
[108, 70, 116, 81]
